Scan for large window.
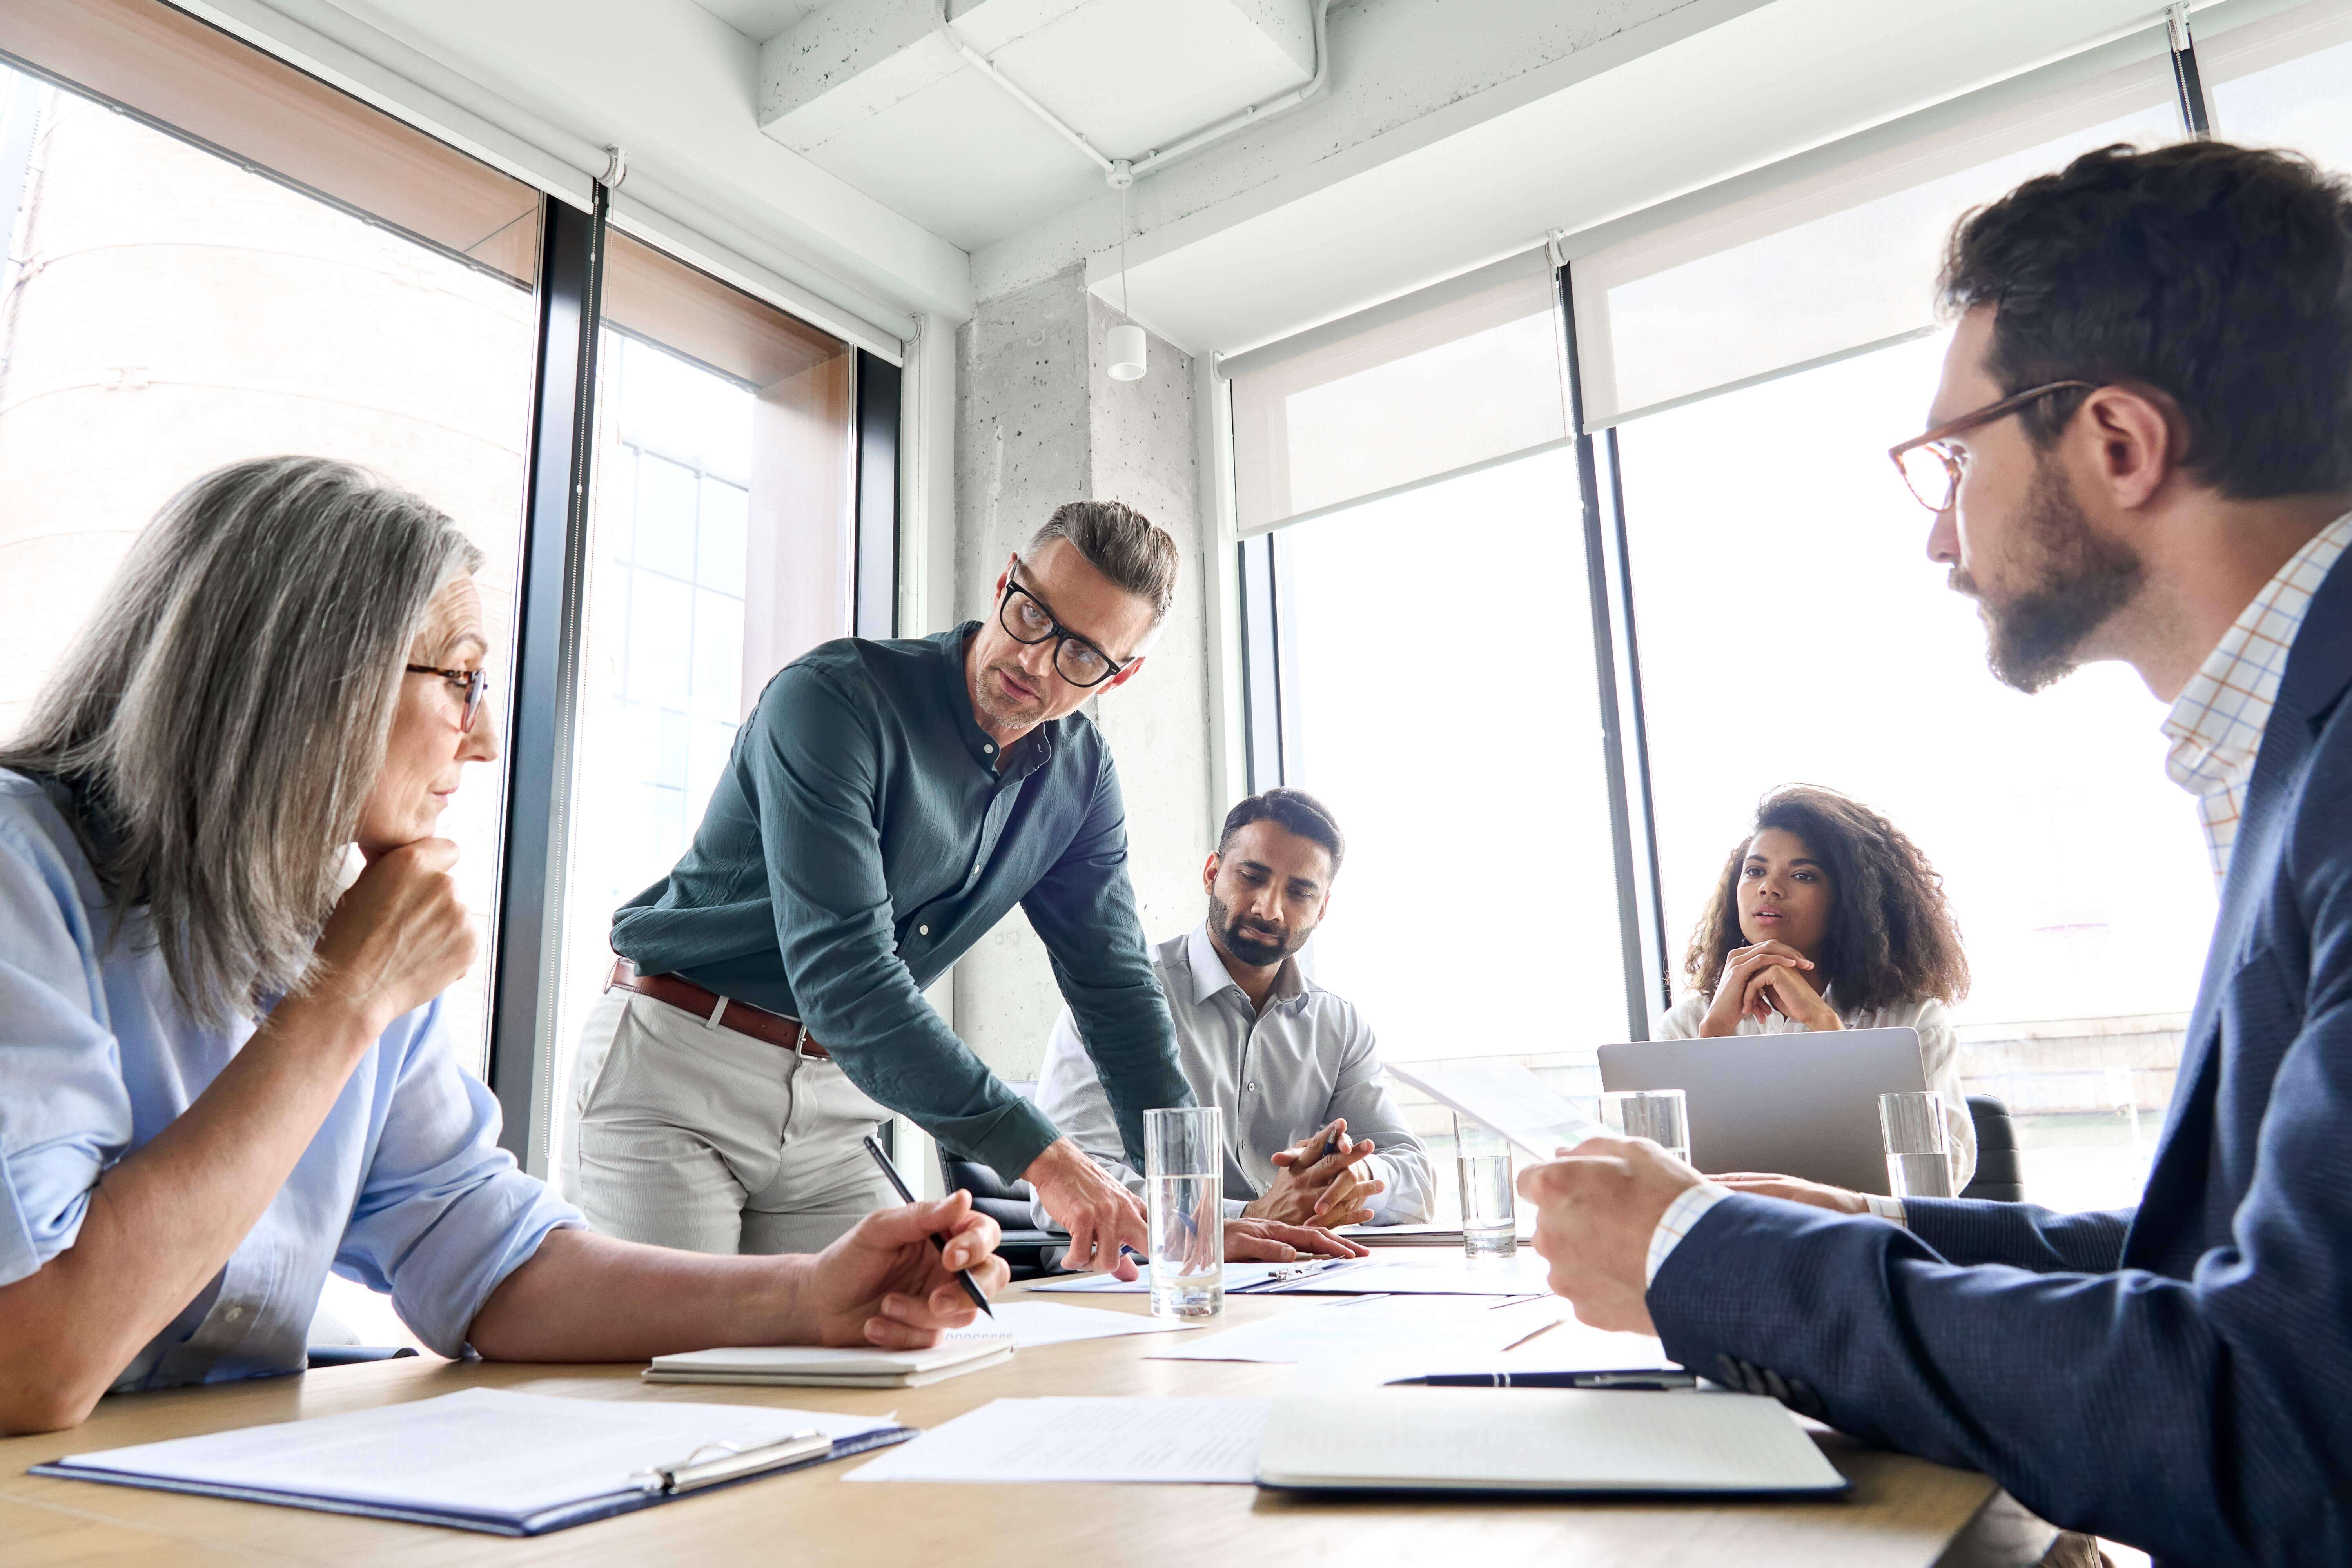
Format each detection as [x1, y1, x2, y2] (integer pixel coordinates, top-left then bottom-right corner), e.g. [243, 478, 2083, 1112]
[1270, 446, 1616, 1060]
[0, 2, 541, 1076]
[1615, 337, 2213, 1214]
[1235, 16, 2352, 1215]
[547, 232, 856, 1181]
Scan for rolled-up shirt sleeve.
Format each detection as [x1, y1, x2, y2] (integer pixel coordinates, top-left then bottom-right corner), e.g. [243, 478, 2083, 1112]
[0, 816, 128, 1289]
[332, 1000, 581, 1357]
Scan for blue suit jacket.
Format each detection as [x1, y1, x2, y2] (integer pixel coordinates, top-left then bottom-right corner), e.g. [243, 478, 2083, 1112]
[1650, 548, 2352, 1567]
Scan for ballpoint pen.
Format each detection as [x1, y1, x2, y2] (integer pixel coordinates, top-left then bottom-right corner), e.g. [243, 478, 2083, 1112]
[1387, 1370, 1700, 1390]
[861, 1135, 994, 1318]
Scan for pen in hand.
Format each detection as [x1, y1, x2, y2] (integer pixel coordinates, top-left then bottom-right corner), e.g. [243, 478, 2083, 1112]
[860, 1134, 994, 1319]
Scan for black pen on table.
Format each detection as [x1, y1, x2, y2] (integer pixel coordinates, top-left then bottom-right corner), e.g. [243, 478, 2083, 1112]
[860, 1134, 993, 1319]
[1388, 1371, 1699, 1390]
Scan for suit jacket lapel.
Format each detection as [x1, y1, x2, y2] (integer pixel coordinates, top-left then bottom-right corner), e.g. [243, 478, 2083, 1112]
[2145, 548, 2352, 1173]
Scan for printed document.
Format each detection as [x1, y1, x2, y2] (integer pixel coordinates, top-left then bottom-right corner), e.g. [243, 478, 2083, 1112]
[1383, 1061, 1609, 1160]
[943, 1301, 1201, 1348]
[847, 1398, 1270, 1485]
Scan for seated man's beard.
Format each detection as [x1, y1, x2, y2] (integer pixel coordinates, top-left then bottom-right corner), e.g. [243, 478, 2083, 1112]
[1210, 893, 1305, 966]
[1955, 457, 2145, 694]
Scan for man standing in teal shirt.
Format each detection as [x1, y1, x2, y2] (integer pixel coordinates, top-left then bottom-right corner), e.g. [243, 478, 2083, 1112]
[568, 502, 1352, 1274]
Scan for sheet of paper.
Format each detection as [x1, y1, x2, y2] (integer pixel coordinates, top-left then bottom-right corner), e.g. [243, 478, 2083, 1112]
[56, 1390, 891, 1522]
[1148, 1293, 1562, 1365]
[1257, 1250, 1554, 1296]
[1025, 1257, 1360, 1294]
[846, 1398, 1270, 1484]
[942, 1301, 1200, 1348]
[1383, 1061, 1609, 1161]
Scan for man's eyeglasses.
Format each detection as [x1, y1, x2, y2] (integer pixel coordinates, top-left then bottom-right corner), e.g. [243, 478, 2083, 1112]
[405, 663, 490, 732]
[1887, 380, 2097, 512]
[998, 556, 1131, 689]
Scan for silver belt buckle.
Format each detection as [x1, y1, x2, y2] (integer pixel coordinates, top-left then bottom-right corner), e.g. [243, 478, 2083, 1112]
[788, 1019, 817, 1059]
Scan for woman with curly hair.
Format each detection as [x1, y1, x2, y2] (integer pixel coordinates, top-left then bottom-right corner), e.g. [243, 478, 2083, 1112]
[1657, 784, 1975, 1187]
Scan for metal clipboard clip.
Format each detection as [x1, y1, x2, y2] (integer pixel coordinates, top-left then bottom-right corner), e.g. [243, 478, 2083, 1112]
[632, 1429, 831, 1495]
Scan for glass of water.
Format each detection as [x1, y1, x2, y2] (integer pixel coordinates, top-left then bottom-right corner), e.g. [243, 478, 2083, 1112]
[1880, 1091, 1955, 1200]
[1599, 1089, 1690, 1163]
[1145, 1106, 1224, 1318]
[1454, 1115, 1517, 1257]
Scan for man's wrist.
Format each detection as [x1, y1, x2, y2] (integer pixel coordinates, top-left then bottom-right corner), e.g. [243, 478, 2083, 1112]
[1645, 1181, 1732, 1286]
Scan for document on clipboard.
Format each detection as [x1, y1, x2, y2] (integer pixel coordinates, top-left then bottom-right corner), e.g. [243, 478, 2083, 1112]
[31, 1388, 910, 1536]
[1382, 1061, 1610, 1161]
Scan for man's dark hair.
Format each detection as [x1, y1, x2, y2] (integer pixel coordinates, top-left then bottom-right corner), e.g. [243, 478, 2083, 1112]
[1940, 140, 2352, 498]
[1217, 788, 1345, 877]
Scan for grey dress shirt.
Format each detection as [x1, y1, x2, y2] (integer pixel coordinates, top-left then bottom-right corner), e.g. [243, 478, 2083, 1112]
[1031, 922, 1433, 1225]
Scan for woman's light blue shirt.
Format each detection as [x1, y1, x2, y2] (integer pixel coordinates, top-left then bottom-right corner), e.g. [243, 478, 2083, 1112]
[0, 770, 580, 1390]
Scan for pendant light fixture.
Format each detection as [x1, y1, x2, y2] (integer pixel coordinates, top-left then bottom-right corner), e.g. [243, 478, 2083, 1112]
[1105, 161, 1145, 382]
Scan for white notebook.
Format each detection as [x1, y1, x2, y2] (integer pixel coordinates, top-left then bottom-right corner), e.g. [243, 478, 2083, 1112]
[1255, 1387, 1848, 1496]
[644, 1336, 1014, 1388]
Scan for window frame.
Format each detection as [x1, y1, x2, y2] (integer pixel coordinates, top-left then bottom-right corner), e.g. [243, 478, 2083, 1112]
[0, 5, 901, 1176]
[1232, 11, 2215, 1043]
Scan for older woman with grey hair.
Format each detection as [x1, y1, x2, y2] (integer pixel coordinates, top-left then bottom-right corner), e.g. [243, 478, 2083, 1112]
[0, 456, 1005, 1435]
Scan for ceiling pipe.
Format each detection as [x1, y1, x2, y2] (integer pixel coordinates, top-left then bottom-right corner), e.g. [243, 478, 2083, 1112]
[933, 0, 1117, 179]
[936, 0, 1337, 190]
[1122, 0, 1336, 184]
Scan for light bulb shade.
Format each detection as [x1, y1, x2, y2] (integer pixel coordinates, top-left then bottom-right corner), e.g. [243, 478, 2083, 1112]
[1106, 321, 1147, 382]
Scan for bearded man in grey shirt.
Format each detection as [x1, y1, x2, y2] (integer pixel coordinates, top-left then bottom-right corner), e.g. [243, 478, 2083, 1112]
[1033, 789, 1433, 1243]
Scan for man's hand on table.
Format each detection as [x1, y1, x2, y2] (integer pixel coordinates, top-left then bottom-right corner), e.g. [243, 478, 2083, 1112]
[1223, 1216, 1368, 1263]
[1517, 1134, 1706, 1337]
[1245, 1116, 1385, 1229]
[796, 1192, 1009, 1348]
[1024, 1136, 1150, 1281]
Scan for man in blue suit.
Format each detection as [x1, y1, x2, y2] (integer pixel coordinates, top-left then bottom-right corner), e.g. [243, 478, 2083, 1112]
[1520, 141, 2352, 1567]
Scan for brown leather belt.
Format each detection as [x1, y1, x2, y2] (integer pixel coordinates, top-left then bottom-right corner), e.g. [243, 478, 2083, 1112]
[606, 958, 830, 1058]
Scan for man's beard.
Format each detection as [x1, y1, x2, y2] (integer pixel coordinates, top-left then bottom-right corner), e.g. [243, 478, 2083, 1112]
[971, 658, 1048, 728]
[1210, 892, 1308, 967]
[1951, 457, 2145, 693]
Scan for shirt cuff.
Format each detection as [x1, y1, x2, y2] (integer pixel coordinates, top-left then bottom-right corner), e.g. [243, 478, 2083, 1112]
[1645, 1180, 1731, 1285]
[1862, 1193, 1909, 1227]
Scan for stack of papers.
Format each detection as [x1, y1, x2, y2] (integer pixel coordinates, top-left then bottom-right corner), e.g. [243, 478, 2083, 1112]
[1146, 1294, 1678, 1381]
[1256, 1251, 1553, 1296]
[848, 1398, 1270, 1485]
[31, 1389, 906, 1535]
[1028, 1256, 1363, 1295]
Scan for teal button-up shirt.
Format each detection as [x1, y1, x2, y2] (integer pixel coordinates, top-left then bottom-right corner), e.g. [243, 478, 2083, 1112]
[610, 624, 1191, 1179]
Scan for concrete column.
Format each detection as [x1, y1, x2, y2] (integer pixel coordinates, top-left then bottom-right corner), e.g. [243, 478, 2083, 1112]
[950, 263, 1210, 1083]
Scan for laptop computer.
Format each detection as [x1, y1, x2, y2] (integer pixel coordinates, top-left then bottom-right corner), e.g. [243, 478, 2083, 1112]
[1595, 1027, 1929, 1195]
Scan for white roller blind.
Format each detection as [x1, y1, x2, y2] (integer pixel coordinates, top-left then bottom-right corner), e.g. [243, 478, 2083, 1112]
[2203, 0, 2352, 168]
[1569, 51, 2179, 430]
[1225, 247, 1568, 536]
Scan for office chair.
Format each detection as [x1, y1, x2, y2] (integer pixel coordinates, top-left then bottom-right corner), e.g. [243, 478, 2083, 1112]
[1960, 1094, 2026, 1203]
[933, 1080, 1073, 1279]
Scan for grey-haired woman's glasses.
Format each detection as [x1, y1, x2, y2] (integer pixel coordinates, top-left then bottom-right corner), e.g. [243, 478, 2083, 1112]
[405, 663, 489, 732]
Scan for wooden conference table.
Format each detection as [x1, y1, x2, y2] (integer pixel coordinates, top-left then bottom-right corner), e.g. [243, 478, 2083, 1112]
[0, 1277, 2056, 1568]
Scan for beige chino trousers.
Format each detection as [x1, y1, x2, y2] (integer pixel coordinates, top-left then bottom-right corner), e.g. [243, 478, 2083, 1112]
[561, 988, 895, 1256]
